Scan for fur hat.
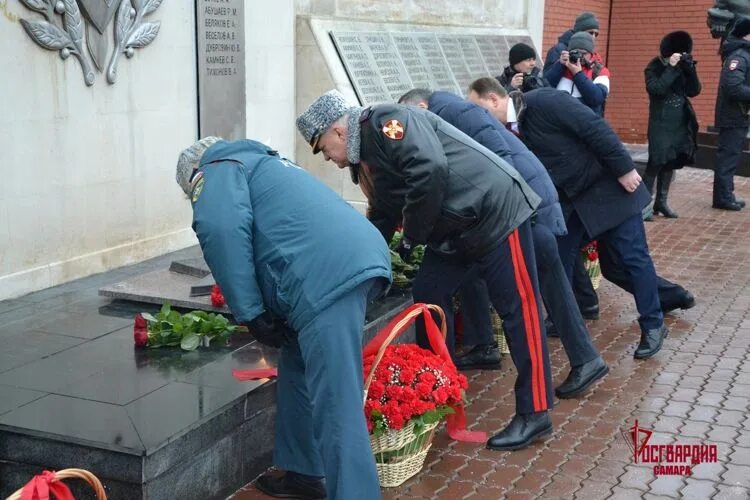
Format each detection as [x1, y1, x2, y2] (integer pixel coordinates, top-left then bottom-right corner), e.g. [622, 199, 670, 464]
[509, 43, 537, 67]
[296, 90, 358, 153]
[660, 31, 693, 58]
[573, 12, 600, 33]
[568, 32, 595, 54]
[175, 137, 222, 196]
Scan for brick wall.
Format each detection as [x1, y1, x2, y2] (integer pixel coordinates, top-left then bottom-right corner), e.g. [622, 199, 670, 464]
[543, 0, 721, 144]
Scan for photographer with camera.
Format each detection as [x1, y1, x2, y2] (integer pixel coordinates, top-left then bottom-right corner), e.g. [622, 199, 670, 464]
[643, 31, 702, 220]
[497, 42, 549, 93]
[545, 32, 610, 116]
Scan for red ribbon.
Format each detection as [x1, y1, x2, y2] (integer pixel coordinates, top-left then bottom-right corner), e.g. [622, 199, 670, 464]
[363, 303, 487, 443]
[231, 367, 278, 380]
[20, 471, 74, 500]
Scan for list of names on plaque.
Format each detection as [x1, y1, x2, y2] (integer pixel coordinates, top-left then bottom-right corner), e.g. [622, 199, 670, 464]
[438, 35, 473, 95]
[197, 0, 246, 139]
[413, 33, 461, 94]
[476, 35, 507, 75]
[330, 30, 536, 104]
[458, 36, 490, 80]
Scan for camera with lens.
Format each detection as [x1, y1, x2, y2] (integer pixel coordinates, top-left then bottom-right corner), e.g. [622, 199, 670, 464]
[568, 49, 582, 64]
[679, 52, 695, 68]
[521, 73, 544, 92]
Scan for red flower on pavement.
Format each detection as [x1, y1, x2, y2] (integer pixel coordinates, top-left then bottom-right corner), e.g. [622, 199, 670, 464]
[211, 284, 226, 307]
[134, 313, 149, 347]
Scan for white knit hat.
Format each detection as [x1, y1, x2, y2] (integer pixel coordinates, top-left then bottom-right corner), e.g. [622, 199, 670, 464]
[175, 137, 222, 195]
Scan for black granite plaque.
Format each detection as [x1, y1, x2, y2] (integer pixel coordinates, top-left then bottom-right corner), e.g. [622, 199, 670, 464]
[196, 0, 246, 140]
[363, 33, 413, 100]
[412, 33, 461, 94]
[437, 35, 473, 95]
[476, 35, 508, 75]
[458, 36, 490, 79]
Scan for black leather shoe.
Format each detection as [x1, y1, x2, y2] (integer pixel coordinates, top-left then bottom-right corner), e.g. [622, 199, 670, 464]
[634, 325, 668, 360]
[712, 201, 743, 211]
[487, 412, 553, 451]
[580, 304, 600, 321]
[544, 317, 559, 338]
[735, 197, 746, 208]
[662, 290, 696, 313]
[455, 343, 501, 371]
[255, 471, 326, 499]
[555, 356, 609, 399]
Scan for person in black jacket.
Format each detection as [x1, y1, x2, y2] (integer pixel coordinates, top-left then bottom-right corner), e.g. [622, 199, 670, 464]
[643, 31, 702, 220]
[399, 88, 608, 399]
[468, 79, 668, 360]
[297, 89, 554, 451]
[713, 18, 750, 211]
[497, 43, 549, 93]
[544, 11, 602, 68]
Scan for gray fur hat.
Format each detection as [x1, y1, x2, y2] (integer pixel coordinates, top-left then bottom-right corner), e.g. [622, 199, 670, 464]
[296, 90, 358, 153]
[568, 32, 595, 54]
[175, 136, 222, 196]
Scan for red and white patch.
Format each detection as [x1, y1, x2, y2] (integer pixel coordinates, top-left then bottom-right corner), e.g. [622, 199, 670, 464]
[729, 60, 739, 71]
[382, 119, 404, 140]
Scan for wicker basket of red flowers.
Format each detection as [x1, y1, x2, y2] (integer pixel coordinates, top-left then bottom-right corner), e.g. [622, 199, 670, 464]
[362, 304, 469, 487]
[6, 468, 107, 500]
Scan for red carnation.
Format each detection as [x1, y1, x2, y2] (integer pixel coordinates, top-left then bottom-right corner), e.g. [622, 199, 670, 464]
[211, 285, 226, 307]
[133, 313, 149, 347]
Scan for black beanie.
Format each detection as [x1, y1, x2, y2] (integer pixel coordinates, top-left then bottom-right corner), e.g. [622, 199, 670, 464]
[574, 11, 600, 32]
[732, 17, 750, 38]
[568, 32, 595, 54]
[509, 43, 537, 67]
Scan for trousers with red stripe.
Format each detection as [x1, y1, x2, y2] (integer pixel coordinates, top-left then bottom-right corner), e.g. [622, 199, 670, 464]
[413, 219, 554, 415]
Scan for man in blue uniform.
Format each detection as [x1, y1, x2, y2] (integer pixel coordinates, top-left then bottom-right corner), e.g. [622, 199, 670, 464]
[175, 137, 392, 500]
[297, 90, 554, 451]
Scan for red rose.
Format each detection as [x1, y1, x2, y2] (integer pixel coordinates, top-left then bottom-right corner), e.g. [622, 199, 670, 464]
[133, 314, 149, 347]
[211, 285, 226, 307]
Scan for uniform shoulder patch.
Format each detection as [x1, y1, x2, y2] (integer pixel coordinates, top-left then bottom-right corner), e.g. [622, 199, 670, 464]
[191, 172, 205, 203]
[729, 59, 739, 71]
[382, 119, 404, 140]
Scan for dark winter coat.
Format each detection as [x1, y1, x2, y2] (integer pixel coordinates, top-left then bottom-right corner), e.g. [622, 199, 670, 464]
[496, 66, 549, 93]
[544, 29, 574, 68]
[716, 36, 750, 128]
[646, 31, 701, 169]
[426, 91, 566, 236]
[358, 103, 541, 259]
[514, 88, 651, 239]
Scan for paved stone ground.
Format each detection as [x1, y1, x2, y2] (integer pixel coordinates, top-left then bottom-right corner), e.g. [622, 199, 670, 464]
[233, 168, 750, 500]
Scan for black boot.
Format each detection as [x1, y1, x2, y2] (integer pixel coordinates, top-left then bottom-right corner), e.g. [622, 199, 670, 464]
[487, 411, 553, 451]
[555, 356, 609, 399]
[634, 325, 668, 360]
[255, 471, 326, 499]
[642, 170, 657, 221]
[653, 170, 678, 218]
[455, 343, 501, 371]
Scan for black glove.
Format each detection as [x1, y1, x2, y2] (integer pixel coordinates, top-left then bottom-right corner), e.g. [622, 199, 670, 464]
[396, 236, 413, 262]
[246, 312, 296, 348]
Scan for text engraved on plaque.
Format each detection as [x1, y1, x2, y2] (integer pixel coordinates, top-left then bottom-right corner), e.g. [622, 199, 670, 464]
[391, 33, 434, 90]
[458, 36, 490, 79]
[197, 0, 246, 139]
[437, 35, 473, 96]
[412, 33, 461, 94]
[363, 33, 413, 101]
[476, 35, 508, 76]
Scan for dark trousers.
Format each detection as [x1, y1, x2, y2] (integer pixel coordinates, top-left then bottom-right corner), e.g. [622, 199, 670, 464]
[461, 223, 599, 368]
[572, 237, 691, 313]
[714, 126, 748, 205]
[557, 212, 663, 332]
[412, 220, 553, 415]
[274, 280, 380, 500]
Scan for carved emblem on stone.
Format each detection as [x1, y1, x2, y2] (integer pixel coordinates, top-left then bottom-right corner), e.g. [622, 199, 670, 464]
[18, 0, 163, 86]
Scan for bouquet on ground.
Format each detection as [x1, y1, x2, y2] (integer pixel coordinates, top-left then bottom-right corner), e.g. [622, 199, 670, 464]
[389, 231, 425, 288]
[133, 303, 239, 351]
[581, 240, 602, 289]
[363, 343, 467, 439]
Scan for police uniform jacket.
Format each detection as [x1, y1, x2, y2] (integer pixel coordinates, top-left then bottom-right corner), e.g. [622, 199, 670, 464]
[358, 104, 541, 259]
[191, 140, 392, 331]
[716, 37, 750, 128]
[515, 88, 650, 239]
[427, 91, 567, 237]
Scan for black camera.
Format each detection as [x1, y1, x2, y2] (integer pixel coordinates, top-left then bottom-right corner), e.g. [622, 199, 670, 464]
[521, 73, 544, 92]
[679, 52, 695, 68]
[569, 49, 582, 64]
